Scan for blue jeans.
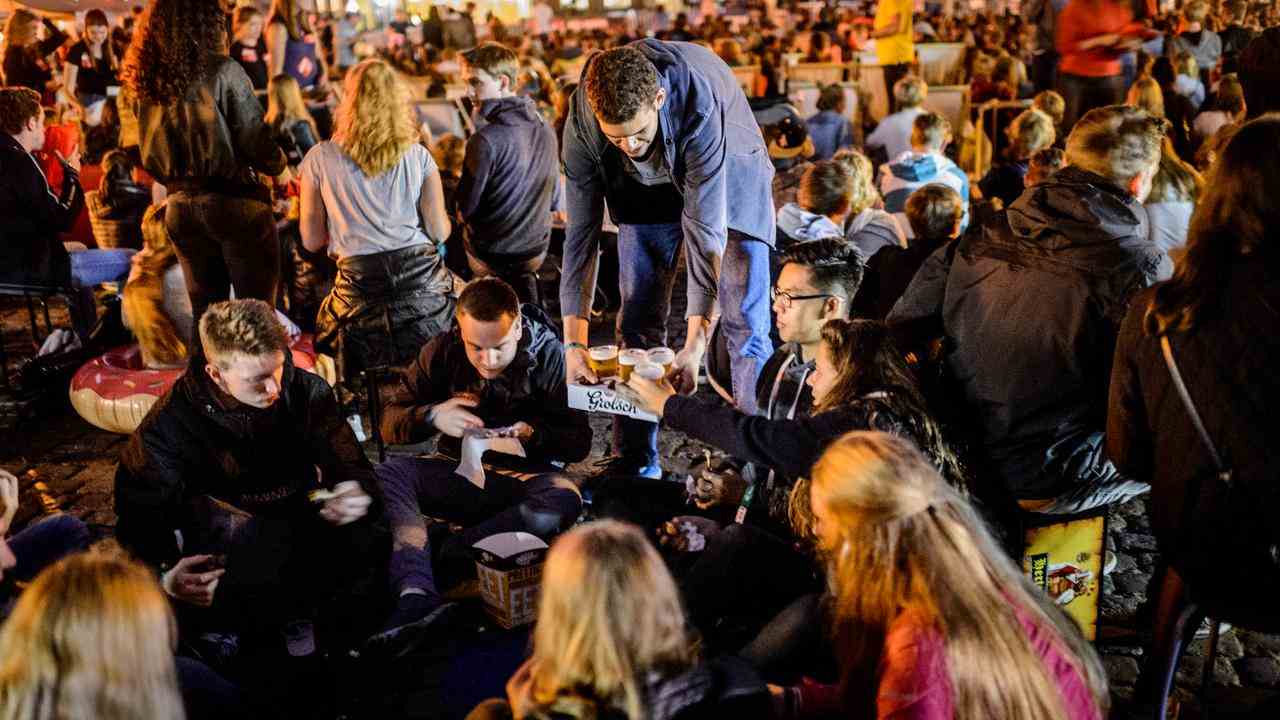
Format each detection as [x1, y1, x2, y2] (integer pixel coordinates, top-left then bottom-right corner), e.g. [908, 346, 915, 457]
[64, 244, 135, 340]
[613, 224, 773, 466]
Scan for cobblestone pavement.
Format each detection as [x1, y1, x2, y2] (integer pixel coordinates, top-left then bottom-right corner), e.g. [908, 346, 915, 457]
[3, 295, 1279, 718]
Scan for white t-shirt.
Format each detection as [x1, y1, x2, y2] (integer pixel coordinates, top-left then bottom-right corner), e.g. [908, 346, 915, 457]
[299, 142, 439, 260]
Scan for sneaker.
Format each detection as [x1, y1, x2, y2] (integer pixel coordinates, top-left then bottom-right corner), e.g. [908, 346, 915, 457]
[361, 602, 460, 660]
[1103, 551, 1118, 576]
[594, 455, 662, 480]
[1194, 618, 1233, 640]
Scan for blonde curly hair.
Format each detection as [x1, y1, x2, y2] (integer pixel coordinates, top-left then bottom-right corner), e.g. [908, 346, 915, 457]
[333, 59, 419, 178]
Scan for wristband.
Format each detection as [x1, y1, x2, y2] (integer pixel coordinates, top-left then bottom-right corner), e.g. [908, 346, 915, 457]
[566, 342, 587, 351]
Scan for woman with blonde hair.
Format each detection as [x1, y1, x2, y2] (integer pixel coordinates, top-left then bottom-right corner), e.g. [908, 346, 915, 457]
[299, 58, 454, 378]
[978, 108, 1057, 208]
[773, 431, 1107, 719]
[469, 521, 769, 720]
[265, 73, 320, 164]
[1, 8, 67, 96]
[831, 149, 906, 257]
[122, 204, 193, 369]
[1126, 75, 1164, 117]
[1144, 138, 1202, 263]
[0, 552, 186, 719]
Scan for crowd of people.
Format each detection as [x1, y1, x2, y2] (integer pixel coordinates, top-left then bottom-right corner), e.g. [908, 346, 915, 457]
[3, 0, 1280, 717]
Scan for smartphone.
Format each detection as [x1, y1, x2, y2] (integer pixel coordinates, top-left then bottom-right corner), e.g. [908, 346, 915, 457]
[190, 555, 227, 574]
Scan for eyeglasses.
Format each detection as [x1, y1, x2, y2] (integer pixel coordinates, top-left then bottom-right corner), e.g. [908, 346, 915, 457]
[771, 286, 836, 311]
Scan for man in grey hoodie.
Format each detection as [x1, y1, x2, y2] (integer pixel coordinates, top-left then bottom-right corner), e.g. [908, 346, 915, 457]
[561, 41, 776, 478]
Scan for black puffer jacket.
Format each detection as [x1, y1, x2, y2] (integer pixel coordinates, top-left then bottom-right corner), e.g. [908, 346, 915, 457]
[114, 353, 377, 571]
[133, 53, 285, 200]
[315, 242, 455, 379]
[888, 166, 1170, 500]
[380, 305, 591, 468]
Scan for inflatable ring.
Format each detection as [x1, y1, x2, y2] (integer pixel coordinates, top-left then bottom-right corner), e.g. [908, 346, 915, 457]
[70, 333, 337, 434]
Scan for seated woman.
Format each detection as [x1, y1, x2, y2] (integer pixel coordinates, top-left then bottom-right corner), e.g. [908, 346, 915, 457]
[0, 551, 247, 719]
[1143, 138, 1201, 265]
[467, 521, 769, 720]
[265, 73, 320, 166]
[770, 431, 1106, 719]
[122, 204, 192, 369]
[299, 59, 454, 380]
[618, 319, 963, 650]
[86, 149, 151, 250]
[977, 108, 1057, 209]
[831, 149, 906, 257]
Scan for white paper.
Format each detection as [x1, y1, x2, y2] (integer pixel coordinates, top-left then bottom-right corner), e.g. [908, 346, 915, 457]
[455, 431, 526, 490]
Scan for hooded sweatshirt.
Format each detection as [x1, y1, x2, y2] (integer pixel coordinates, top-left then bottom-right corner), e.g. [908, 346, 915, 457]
[887, 166, 1170, 499]
[878, 150, 970, 240]
[776, 203, 844, 245]
[458, 95, 559, 264]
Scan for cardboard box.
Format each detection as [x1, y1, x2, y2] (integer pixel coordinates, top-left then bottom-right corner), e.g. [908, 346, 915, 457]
[472, 532, 549, 629]
[567, 381, 659, 422]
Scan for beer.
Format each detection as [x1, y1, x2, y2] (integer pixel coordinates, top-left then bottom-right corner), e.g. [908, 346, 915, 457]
[618, 349, 647, 382]
[647, 347, 676, 376]
[634, 361, 665, 382]
[588, 345, 619, 379]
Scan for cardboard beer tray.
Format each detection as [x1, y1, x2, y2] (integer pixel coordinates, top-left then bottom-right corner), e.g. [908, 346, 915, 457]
[567, 381, 659, 422]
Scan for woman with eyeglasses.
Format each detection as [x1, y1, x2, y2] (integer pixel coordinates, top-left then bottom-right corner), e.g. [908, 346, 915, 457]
[619, 314, 964, 652]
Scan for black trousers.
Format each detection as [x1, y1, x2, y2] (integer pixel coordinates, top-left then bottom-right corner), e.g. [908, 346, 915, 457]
[166, 191, 281, 324]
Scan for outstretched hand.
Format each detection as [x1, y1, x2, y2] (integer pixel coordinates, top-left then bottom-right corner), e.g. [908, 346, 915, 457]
[0, 469, 19, 537]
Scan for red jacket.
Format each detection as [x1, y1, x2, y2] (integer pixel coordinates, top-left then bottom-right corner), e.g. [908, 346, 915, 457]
[1055, 0, 1134, 77]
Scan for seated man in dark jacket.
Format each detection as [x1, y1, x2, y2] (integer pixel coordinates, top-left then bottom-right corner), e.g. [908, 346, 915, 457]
[0, 87, 135, 340]
[457, 44, 559, 304]
[888, 105, 1171, 515]
[114, 299, 377, 652]
[377, 278, 589, 634]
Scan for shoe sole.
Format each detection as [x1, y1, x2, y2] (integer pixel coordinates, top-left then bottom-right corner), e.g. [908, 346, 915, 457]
[359, 602, 461, 660]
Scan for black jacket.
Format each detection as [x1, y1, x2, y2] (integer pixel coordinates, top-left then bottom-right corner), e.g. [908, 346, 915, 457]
[458, 96, 559, 265]
[380, 305, 592, 468]
[1108, 261, 1280, 612]
[851, 235, 952, 321]
[888, 166, 1170, 499]
[114, 353, 377, 571]
[315, 242, 455, 378]
[133, 53, 285, 201]
[0, 133, 82, 286]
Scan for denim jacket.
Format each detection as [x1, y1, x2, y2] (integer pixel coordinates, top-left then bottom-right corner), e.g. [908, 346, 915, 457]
[560, 39, 775, 319]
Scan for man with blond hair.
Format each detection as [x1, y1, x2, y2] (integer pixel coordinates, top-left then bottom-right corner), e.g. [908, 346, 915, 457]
[115, 299, 381, 657]
[889, 105, 1171, 515]
[865, 74, 927, 164]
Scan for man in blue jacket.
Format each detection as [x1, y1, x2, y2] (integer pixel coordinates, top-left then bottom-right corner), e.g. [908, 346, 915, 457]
[560, 41, 775, 478]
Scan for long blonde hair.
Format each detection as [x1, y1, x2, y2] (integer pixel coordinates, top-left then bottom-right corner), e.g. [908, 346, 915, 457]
[333, 59, 418, 178]
[527, 521, 697, 720]
[122, 204, 188, 367]
[830, 148, 879, 216]
[0, 552, 185, 720]
[264, 73, 319, 138]
[802, 432, 1108, 719]
[1147, 136, 1202, 204]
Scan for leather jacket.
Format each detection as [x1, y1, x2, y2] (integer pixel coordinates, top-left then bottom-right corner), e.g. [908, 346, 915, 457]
[315, 242, 455, 378]
[133, 53, 285, 201]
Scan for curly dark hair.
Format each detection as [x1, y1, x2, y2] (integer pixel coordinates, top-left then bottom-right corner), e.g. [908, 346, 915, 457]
[121, 0, 229, 105]
[584, 47, 660, 124]
[780, 237, 865, 302]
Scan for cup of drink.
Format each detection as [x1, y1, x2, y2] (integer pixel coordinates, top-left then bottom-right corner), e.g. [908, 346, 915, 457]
[618, 348, 647, 382]
[588, 345, 619, 380]
[634, 361, 665, 382]
[647, 347, 676, 377]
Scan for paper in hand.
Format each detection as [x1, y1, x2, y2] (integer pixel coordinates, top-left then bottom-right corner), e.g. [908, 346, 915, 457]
[455, 427, 526, 489]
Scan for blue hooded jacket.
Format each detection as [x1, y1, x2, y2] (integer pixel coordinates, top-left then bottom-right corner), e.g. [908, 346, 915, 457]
[560, 39, 776, 319]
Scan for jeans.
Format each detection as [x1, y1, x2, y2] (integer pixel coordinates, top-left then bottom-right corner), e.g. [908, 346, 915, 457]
[166, 191, 280, 324]
[1, 514, 91, 608]
[1058, 72, 1126, 133]
[613, 224, 773, 466]
[64, 244, 135, 340]
[377, 456, 582, 598]
[465, 248, 547, 306]
[1020, 431, 1150, 515]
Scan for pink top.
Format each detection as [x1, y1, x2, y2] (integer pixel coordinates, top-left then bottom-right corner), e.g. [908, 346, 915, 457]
[799, 607, 1101, 720]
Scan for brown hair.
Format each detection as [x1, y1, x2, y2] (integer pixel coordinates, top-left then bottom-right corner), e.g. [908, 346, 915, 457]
[1065, 105, 1167, 186]
[830, 149, 880, 216]
[1146, 115, 1280, 334]
[233, 5, 263, 34]
[457, 277, 520, 323]
[905, 184, 964, 239]
[911, 112, 951, 150]
[1, 9, 41, 52]
[122, 0, 230, 104]
[0, 552, 185, 720]
[584, 46, 660, 125]
[1126, 76, 1165, 118]
[430, 133, 466, 177]
[797, 431, 1107, 719]
[461, 42, 520, 87]
[123, 205, 189, 368]
[817, 83, 846, 113]
[0, 87, 42, 136]
[799, 160, 854, 217]
[199, 299, 289, 368]
[1033, 90, 1066, 126]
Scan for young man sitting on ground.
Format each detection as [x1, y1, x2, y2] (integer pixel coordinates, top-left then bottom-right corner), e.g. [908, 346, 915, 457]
[377, 278, 589, 636]
[114, 299, 380, 660]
